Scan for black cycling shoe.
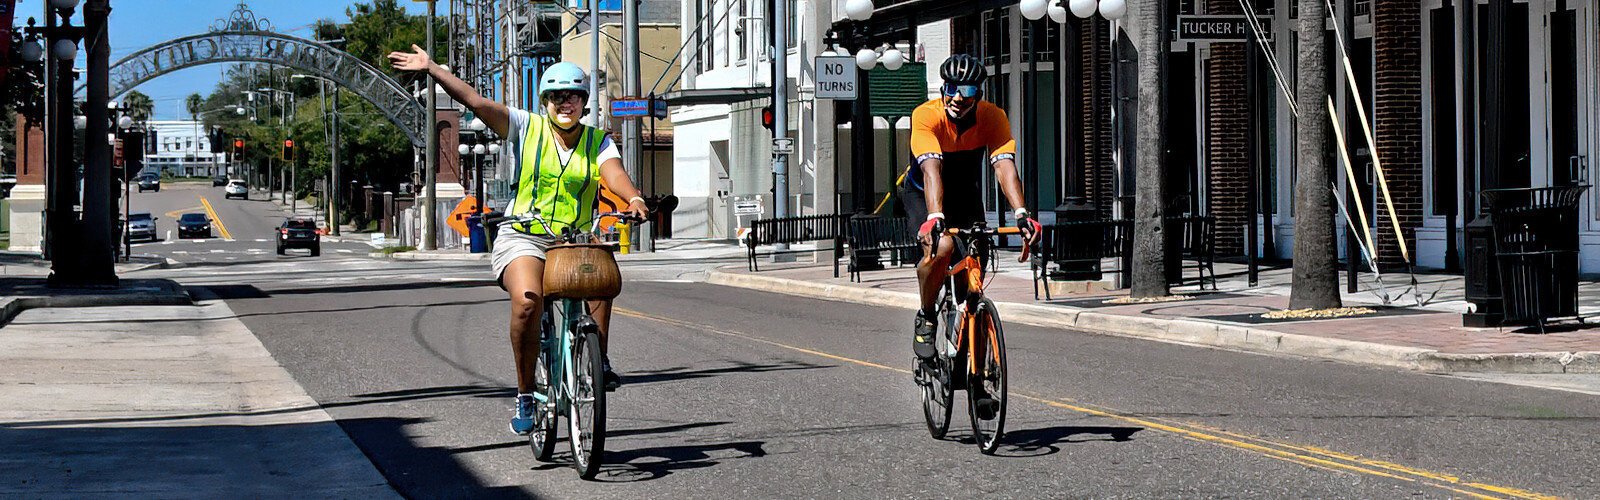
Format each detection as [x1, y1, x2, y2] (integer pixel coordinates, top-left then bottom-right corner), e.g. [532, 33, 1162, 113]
[602, 357, 621, 391]
[973, 392, 1000, 420]
[913, 313, 938, 360]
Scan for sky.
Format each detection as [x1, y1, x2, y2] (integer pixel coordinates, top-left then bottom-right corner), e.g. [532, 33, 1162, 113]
[13, 0, 425, 120]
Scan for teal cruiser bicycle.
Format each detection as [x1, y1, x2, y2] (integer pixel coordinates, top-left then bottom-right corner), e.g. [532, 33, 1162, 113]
[487, 209, 641, 479]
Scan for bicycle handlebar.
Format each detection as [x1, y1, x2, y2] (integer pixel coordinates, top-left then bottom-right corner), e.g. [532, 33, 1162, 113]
[941, 225, 1034, 263]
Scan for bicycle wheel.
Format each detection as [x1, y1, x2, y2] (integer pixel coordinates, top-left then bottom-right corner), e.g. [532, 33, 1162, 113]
[967, 298, 1007, 455]
[528, 312, 558, 461]
[918, 299, 956, 439]
[568, 317, 607, 478]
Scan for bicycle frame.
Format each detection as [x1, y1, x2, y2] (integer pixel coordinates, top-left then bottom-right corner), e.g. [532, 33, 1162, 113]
[532, 298, 587, 414]
[940, 227, 1021, 381]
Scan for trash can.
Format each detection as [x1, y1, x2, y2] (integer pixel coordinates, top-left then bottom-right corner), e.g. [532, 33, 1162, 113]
[1049, 197, 1102, 280]
[1482, 185, 1589, 330]
[467, 214, 488, 253]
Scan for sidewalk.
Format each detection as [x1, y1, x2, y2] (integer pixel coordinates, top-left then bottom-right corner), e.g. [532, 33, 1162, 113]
[708, 247, 1600, 374]
[0, 295, 396, 497]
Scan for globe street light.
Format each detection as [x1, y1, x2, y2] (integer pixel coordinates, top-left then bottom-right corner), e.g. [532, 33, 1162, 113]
[1099, 0, 1126, 20]
[1069, 0, 1098, 18]
[21, 39, 44, 62]
[52, 38, 77, 61]
[48, 0, 80, 12]
[844, 0, 873, 21]
[880, 46, 905, 71]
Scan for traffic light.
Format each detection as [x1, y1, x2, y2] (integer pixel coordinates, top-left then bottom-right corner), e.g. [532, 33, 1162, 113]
[282, 138, 295, 161]
[760, 105, 774, 130]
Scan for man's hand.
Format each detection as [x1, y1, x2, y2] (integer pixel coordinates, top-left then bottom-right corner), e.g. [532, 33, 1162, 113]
[917, 216, 944, 246]
[1016, 214, 1042, 262]
[386, 45, 434, 72]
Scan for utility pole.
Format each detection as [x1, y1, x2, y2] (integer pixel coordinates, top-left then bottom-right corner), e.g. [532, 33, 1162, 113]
[772, 0, 790, 239]
[330, 86, 341, 235]
[423, 0, 439, 251]
[587, 0, 601, 127]
[623, 0, 651, 252]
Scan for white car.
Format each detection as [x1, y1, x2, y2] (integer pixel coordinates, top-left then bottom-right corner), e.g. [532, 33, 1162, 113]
[224, 180, 248, 200]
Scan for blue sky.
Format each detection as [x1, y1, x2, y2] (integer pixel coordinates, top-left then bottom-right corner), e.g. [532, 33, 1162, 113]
[18, 0, 425, 119]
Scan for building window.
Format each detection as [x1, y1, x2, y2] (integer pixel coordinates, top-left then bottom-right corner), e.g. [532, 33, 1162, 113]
[734, 0, 745, 61]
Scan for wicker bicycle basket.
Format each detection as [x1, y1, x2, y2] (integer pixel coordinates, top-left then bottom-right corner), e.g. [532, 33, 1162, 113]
[543, 243, 622, 299]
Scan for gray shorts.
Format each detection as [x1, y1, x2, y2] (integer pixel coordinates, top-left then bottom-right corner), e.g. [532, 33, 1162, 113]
[491, 225, 559, 287]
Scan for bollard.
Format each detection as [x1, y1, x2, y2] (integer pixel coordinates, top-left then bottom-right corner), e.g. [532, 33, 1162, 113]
[618, 224, 631, 255]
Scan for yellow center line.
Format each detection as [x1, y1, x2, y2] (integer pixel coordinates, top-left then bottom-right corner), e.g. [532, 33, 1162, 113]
[613, 307, 1558, 500]
[197, 195, 233, 240]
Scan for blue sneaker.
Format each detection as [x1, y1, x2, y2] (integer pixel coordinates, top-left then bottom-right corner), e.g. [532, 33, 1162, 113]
[509, 394, 536, 435]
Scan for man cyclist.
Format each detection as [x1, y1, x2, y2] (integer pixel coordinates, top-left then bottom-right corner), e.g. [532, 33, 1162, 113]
[905, 54, 1041, 364]
[388, 46, 649, 435]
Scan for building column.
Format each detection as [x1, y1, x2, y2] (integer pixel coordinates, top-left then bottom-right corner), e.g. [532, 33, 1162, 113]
[1205, 1, 1251, 257]
[8, 115, 48, 253]
[1373, 0, 1425, 270]
[1082, 17, 1116, 218]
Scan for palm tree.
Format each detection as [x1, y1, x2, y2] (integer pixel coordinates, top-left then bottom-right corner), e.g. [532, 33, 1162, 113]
[1130, 0, 1170, 298]
[123, 91, 154, 122]
[186, 93, 205, 176]
[1289, 0, 1341, 309]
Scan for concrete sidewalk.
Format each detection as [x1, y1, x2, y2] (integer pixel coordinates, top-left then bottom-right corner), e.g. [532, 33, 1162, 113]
[0, 297, 396, 497]
[708, 253, 1600, 374]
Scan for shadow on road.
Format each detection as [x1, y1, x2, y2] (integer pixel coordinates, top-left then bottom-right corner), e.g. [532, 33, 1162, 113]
[578, 440, 770, 482]
[994, 425, 1143, 458]
[623, 359, 832, 386]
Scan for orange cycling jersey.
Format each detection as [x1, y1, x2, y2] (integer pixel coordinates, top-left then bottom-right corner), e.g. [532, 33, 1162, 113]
[907, 98, 1017, 191]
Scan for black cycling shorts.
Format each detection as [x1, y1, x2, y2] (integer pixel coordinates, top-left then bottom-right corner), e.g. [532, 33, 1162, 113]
[899, 184, 985, 239]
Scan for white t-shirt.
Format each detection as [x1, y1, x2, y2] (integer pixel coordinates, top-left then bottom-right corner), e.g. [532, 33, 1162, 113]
[506, 108, 621, 174]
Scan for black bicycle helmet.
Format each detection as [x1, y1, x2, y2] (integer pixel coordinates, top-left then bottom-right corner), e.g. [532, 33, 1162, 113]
[940, 54, 987, 85]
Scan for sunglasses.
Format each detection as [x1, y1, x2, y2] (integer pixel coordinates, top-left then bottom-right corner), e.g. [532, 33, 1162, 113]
[941, 83, 982, 98]
[544, 91, 587, 105]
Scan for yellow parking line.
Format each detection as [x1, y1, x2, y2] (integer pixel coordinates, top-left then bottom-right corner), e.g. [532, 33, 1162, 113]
[197, 195, 233, 240]
[164, 206, 205, 219]
[612, 307, 1558, 500]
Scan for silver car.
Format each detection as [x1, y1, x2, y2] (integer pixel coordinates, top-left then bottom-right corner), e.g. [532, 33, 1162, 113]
[126, 212, 157, 242]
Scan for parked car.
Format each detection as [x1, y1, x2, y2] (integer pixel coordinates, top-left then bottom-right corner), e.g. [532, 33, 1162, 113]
[176, 212, 212, 239]
[212, 174, 229, 186]
[137, 175, 160, 193]
[224, 180, 248, 200]
[277, 217, 321, 256]
[126, 212, 157, 242]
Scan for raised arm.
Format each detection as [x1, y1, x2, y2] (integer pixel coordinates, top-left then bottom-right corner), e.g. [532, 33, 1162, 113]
[387, 44, 511, 137]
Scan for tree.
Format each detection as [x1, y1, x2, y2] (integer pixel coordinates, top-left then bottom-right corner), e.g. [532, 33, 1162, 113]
[123, 91, 154, 122]
[1129, 0, 1171, 298]
[186, 92, 205, 170]
[1289, 0, 1341, 309]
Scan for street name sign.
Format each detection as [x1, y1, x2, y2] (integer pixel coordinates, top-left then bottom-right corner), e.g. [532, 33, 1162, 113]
[611, 97, 668, 119]
[814, 56, 858, 100]
[1176, 15, 1272, 43]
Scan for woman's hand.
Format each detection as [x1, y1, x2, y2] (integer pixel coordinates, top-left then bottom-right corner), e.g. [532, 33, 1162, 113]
[387, 45, 434, 72]
[626, 198, 650, 221]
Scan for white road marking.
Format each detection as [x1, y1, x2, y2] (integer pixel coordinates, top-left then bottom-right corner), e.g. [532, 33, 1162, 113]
[337, 249, 353, 253]
[211, 250, 226, 253]
[254, 239, 269, 243]
[172, 251, 189, 255]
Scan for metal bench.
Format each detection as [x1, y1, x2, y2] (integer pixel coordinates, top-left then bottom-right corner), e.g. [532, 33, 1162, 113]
[1032, 219, 1132, 300]
[1166, 215, 1217, 290]
[846, 215, 919, 282]
[746, 213, 849, 278]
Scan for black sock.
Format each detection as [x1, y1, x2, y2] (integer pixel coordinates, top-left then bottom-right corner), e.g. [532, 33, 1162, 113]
[917, 308, 936, 319]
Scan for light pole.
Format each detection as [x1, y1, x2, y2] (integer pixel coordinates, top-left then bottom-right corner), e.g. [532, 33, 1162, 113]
[423, 0, 439, 251]
[459, 117, 498, 252]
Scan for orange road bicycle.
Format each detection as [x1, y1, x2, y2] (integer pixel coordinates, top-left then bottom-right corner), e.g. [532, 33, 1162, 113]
[916, 223, 1030, 454]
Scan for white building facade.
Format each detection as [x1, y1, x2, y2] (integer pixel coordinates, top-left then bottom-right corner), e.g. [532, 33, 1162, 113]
[142, 120, 227, 178]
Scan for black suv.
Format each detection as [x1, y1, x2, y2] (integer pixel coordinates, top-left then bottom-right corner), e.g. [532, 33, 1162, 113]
[137, 175, 160, 192]
[176, 212, 212, 239]
[277, 218, 321, 256]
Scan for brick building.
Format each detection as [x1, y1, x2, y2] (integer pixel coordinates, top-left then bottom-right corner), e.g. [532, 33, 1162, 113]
[841, 0, 1600, 274]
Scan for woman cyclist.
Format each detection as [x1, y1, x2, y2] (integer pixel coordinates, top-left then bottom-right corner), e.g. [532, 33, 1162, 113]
[388, 46, 649, 436]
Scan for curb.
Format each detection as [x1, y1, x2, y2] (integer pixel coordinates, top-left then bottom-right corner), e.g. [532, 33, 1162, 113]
[369, 251, 491, 261]
[0, 290, 194, 328]
[704, 271, 1591, 374]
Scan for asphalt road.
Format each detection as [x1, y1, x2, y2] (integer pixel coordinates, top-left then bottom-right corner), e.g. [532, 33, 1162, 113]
[124, 186, 1600, 497]
[199, 266, 1600, 498]
[126, 181, 370, 264]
